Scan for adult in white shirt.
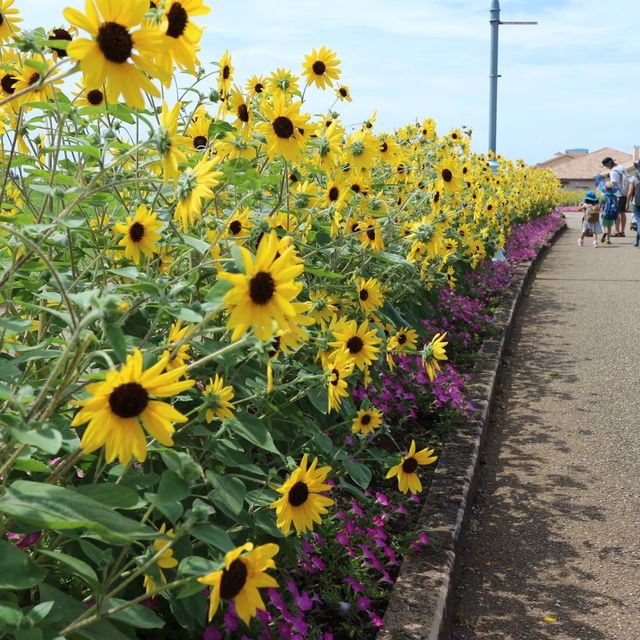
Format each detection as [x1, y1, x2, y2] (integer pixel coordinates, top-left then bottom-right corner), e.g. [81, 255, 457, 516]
[601, 156, 628, 237]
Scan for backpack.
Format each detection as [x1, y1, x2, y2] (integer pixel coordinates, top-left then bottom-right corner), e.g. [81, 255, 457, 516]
[602, 194, 618, 220]
[612, 166, 629, 196]
[634, 176, 640, 207]
[586, 204, 600, 224]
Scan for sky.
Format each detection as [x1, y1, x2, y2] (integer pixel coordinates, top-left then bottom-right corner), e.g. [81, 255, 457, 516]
[14, 0, 640, 165]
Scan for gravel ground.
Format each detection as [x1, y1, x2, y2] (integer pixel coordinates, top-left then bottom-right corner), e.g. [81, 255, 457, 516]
[450, 212, 640, 640]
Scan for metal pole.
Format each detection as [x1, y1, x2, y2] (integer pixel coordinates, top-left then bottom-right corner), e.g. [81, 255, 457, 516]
[489, 0, 500, 158]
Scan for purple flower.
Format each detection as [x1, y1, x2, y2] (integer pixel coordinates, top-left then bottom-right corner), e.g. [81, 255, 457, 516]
[356, 596, 372, 611]
[203, 627, 222, 640]
[344, 576, 365, 593]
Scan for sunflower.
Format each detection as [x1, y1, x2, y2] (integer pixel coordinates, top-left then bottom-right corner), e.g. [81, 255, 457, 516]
[174, 156, 222, 231]
[203, 373, 235, 422]
[352, 408, 383, 436]
[313, 121, 342, 171]
[302, 46, 341, 89]
[245, 74, 266, 97]
[64, 0, 168, 110]
[421, 332, 448, 381]
[330, 318, 381, 371]
[198, 542, 278, 625]
[157, 0, 210, 77]
[358, 217, 385, 252]
[271, 453, 334, 535]
[326, 348, 354, 412]
[266, 67, 299, 97]
[143, 523, 178, 594]
[0, 49, 20, 100]
[217, 49, 233, 99]
[356, 277, 383, 315]
[13, 59, 61, 105]
[162, 320, 192, 371]
[156, 101, 190, 183]
[71, 349, 195, 465]
[0, 0, 21, 44]
[321, 178, 348, 210]
[386, 439, 437, 494]
[435, 156, 463, 193]
[222, 207, 252, 242]
[76, 84, 106, 107]
[257, 97, 309, 163]
[227, 85, 253, 139]
[113, 204, 163, 264]
[48, 25, 76, 60]
[219, 231, 304, 341]
[308, 290, 338, 328]
[185, 104, 211, 152]
[387, 327, 418, 352]
[343, 129, 378, 172]
[335, 84, 351, 102]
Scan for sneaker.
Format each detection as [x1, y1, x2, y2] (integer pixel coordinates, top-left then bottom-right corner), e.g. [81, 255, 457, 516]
[607, 239, 612, 244]
[620, 232, 626, 237]
[578, 238, 583, 246]
[601, 233, 607, 243]
[634, 242, 639, 247]
[593, 240, 598, 247]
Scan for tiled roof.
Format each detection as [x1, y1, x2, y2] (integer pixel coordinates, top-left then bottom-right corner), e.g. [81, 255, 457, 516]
[538, 147, 633, 180]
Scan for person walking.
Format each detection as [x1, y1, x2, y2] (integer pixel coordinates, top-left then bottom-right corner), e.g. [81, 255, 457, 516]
[626, 161, 640, 247]
[577, 190, 602, 247]
[601, 156, 628, 236]
[599, 181, 619, 244]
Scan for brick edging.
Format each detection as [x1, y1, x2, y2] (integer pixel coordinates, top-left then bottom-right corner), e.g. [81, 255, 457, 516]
[377, 221, 568, 640]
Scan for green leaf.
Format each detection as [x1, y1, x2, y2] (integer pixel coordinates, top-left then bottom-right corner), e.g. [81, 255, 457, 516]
[205, 279, 232, 311]
[0, 541, 47, 589]
[0, 317, 33, 333]
[0, 601, 24, 629]
[167, 307, 203, 323]
[38, 549, 99, 587]
[206, 472, 246, 516]
[106, 599, 164, 629]
[178, 556, 219, 577]
[13, 458, 52, 474]
[306, 385, 328, 415]
[73, 483, 145, 510]
[225, 412, 280, 454]
[25, 601, 54, 626]
[0, 481, 156, 545]
[304, 265, 343, 280]
[181, 235, 210, 253]
[342, 458, 372, 489]
[190, 524, 234, 552]
[157, 470, 190, 504]
[102, 321, 127, 362]
[11, 427, 63, 455]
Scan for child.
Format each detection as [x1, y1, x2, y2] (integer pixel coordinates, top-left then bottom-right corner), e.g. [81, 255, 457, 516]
[577, 190, 602, 247]
[599, 182, 619, 244]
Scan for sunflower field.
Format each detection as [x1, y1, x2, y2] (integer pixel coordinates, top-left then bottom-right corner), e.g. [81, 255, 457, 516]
[0, 1, 560, 638]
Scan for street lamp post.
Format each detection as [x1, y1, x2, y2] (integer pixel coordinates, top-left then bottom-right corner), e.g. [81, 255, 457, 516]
[488, 0, 537, 162]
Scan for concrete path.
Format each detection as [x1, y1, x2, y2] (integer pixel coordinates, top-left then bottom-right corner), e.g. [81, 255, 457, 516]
[450, 211, 640, 640]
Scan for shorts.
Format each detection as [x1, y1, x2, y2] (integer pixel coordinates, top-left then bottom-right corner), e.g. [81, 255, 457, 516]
[617, 196, 627, 214]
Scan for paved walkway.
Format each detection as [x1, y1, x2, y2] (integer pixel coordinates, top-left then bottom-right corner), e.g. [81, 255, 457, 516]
[450, 211, 640, 640]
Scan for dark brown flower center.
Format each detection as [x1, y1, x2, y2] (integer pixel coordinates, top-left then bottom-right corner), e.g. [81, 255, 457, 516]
[237, 103, 249, 123]
[434, 191, 440, 204]
[268, 335, 281, 358]
[193, 135, 207, 149]
[1, 73, 17, 95]
[402, 457, 418, 473]
[351, 184, 361, 194]
[366, 227, 376, 241]
[87, 89, 104, 105]
[330, 368, 340, 386]
[359, 289, 369, 301]
[222, 65, 230, 80]
[346, 336, 364, 354]
[339, 87, 348, 97]
[219, 558, 248, 600]
[312, 60, 326, 75]
[351, 223, 359, 233]
[328, 186, 339, 202]
[229, 220, 242, 235]
[97, 22, 133, 64]
[288, 481, 310, 507]
[380, 141, 388, 153]
[249, 271, 275, 305]
[254, 82, 263, 93]
[49, 28, 72, 57]
[109, 382, 149, 418]
[27, 72, 40, 87]
[442, 169, 453, 182]
[397, 333, 407, 345]
[166, 2, 188, 38]
[360, 414, 371, 425]
[273, 116, 294, 139]
[129, 221, 145, 242]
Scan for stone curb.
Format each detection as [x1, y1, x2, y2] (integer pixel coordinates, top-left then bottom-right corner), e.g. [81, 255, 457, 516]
[378, 220, 568, 640]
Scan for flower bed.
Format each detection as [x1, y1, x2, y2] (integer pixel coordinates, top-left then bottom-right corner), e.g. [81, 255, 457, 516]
[0, 3, 560, 639]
